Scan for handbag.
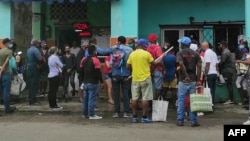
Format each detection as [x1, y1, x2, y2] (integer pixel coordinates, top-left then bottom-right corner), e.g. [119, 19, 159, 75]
[152, 96, 169, 122]
[236, 62, 249, 76]
[10, 74, 26, 95]
[190, 88, 213, 112]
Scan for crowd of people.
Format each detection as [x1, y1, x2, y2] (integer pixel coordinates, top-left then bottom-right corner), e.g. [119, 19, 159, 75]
[0, 34, 250, 126]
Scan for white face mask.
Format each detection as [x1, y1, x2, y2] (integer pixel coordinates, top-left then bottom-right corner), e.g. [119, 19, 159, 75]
[164, 46, 168, 49]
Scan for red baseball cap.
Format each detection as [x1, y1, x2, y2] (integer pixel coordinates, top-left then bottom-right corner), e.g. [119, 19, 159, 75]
[148, 34, 158, 42]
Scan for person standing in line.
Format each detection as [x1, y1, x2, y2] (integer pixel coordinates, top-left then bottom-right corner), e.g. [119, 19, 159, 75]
[147, 33, 164, 100]
[80, 44, 104, 119]
[70, 41, 80, 96]
[201, 42, 219, 106]
[218, 41, 236, 105]
[103, 55, 114, 105]
[39, 40, 49, 96]
[26, 39, 43, 105]
[176, 36, 202, 127]
[47, 46, 64, 110]
[61, 45, 76, 101]
[0, 38, 16, 113]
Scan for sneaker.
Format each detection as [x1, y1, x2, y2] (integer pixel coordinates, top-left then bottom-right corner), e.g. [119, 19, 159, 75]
[123, 113, 131, 118]
[237, 102, 243, 106]
[51, 106, 63, 111]
[223, 100, 234, 105]
[89, 115, 103, 120]
[176, 121, 184, 126]
[5, 106, 16, 113]
[94, 107, 99, 111]
[132, 117, 138, 123]
[191, 122, 200, 127]
[112, 112, 119, 118]
[141, 118, 153, 123]
[243, 119, 250, 125]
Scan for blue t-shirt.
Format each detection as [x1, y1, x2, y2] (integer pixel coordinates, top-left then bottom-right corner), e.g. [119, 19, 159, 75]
[163, 54, 176, 81]
[27, 46, 42, 67]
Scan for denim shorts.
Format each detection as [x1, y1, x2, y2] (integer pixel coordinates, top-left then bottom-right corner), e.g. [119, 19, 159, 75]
[152, 70, 163, 90]
[103, 73, 111, 80]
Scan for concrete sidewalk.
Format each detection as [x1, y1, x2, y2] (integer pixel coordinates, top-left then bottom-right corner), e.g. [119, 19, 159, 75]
[0, 88, 248, 115]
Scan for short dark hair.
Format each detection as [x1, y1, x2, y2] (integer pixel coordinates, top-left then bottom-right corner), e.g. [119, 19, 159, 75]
[219, 41, 228, 47]
[118, 36, 126, 44]
[89, 38, 97, 44]
[2, 38, 11, 45]
[87, 44, 96, 55]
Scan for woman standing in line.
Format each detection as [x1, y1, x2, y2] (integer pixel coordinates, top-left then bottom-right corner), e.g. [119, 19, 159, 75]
[103, 55, 114, 104]
[48, 46, 64, 110]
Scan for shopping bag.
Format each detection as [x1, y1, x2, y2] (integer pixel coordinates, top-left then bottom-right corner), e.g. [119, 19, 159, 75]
[190, 92, 213, 112]
[10, 74, 26, 95]
[203, 81, 213, 105]
[152, 96, 169, 122]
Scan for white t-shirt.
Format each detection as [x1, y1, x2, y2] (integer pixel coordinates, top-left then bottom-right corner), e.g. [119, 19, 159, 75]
[204, 49, 219, 75]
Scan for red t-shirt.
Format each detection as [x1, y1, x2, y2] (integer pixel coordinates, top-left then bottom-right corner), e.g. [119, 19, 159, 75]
[103, 56, 111, 74]
[147, 44, 163, 71]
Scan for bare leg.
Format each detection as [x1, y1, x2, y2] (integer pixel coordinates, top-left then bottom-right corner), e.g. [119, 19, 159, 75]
[132, 100, 138, 116]
[142, 100, 149, 117]
[105, 78, 113, 104]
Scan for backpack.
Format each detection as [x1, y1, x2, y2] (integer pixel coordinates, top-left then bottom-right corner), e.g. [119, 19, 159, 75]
[110, 46, 125, 71]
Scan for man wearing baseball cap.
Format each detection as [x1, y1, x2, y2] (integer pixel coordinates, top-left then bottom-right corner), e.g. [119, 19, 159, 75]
[147, 34, 164, 100]
[176, 36, 202, 127]
[127, 38, 154, 123]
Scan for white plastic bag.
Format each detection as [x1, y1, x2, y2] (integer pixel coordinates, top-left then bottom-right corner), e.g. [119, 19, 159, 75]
[152, 96, 169, 122]
[10, 74, 26, 95]
[203, 81, 213, 106]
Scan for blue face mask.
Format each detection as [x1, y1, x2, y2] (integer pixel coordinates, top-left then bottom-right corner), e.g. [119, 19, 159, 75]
[238, 45, 244, 50]
[8, 43, 13, 48]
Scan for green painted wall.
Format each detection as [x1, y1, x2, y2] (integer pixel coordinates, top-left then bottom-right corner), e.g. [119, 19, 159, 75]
[139, 0, 245, 39]
[0, 2, 14, 38]
[44, 1, 110, 39]
[32, 3, 41, 39]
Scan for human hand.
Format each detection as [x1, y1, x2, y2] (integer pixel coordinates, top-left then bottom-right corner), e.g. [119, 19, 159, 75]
[196, 81, 201, 87]
[67, 69, 71, 73]
[100, 83, 105, 89]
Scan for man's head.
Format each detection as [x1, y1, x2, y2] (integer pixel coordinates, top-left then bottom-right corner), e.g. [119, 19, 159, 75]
[118, 36, 126, 45]
[218, 41, 228, 49]
[41, 40, 47, 49]
[2, 38, 11, 48]
[201, 42, 210, 51]
[87, 44, 97, 56]
[65, 45, 70, 53]
[89, 37, 97, 45]
[148, 34, 158, 44]
[178, 36, 191, 49]
[128, 39, 135, 49]
[72, 41, 78, 47]
[31, 39, 40, 47]
[136, 39, 149, 49]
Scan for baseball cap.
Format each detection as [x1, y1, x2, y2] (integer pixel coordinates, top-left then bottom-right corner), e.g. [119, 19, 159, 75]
[137, 39, 149, 47]
[148, 34, 158, 42]
[178, 37, 191, 46]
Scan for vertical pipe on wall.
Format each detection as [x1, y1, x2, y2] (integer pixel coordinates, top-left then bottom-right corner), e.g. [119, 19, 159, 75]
[246, 0, 250, 44]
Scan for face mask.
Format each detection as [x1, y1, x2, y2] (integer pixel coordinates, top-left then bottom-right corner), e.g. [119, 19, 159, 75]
[66, 50, 70, 53]
[128, 43, 134, 48]
[238, 45, 244, 50]
[8, 43, 13, 48]
[164, 46, 168, 49]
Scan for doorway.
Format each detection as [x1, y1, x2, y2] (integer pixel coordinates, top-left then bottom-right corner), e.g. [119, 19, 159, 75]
[56, 27, 81, 51]
[162, 28, 202, 53]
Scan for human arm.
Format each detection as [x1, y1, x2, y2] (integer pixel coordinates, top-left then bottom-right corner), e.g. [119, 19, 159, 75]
[96, 47, 113, 55]
[196, 55, 202, 86]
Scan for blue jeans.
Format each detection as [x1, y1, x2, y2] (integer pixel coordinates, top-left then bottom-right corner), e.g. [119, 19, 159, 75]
[0, 72, 11, 110]
[27, 66, 40, 104]
[177, 81, 197, 123]
[207, 74, 217, 104]
[82, 83, 99, 116]
[112, 75, 130, 113]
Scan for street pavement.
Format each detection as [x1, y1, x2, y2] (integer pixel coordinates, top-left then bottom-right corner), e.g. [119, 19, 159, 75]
[0, 88, 249, 141]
